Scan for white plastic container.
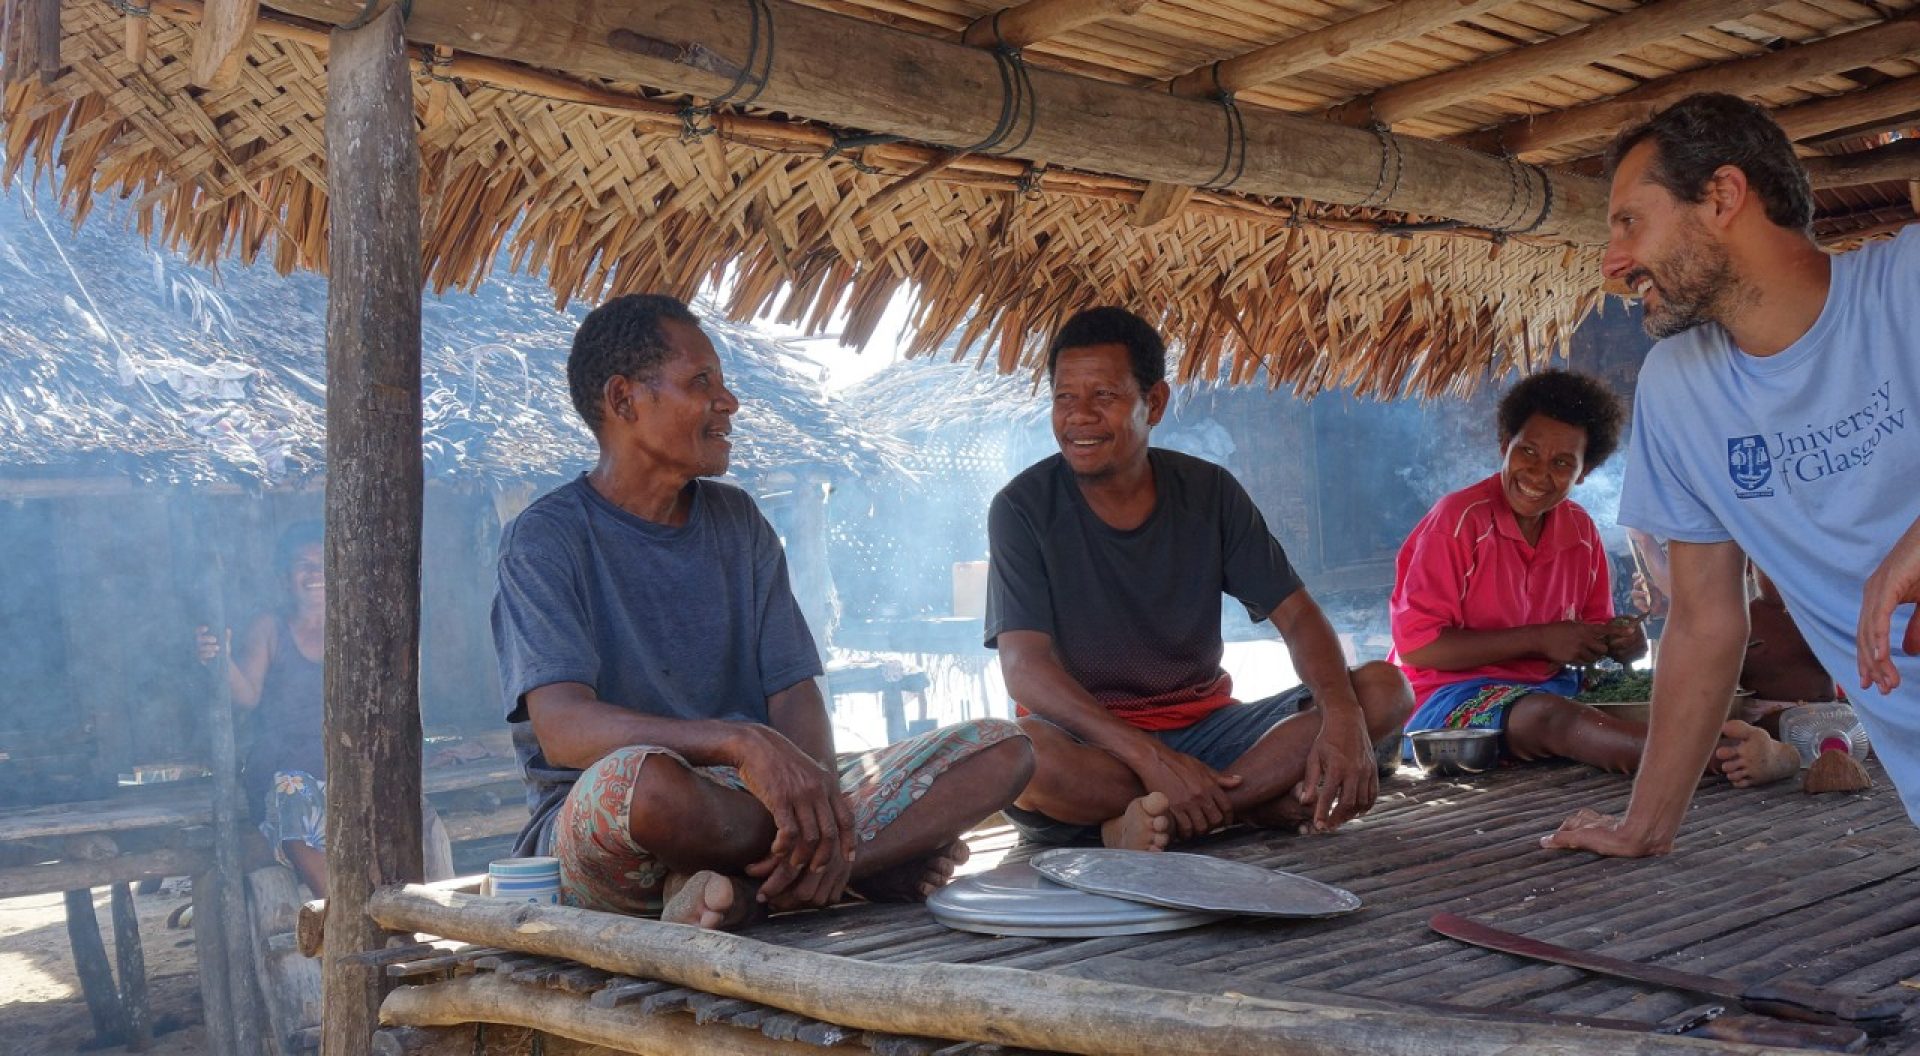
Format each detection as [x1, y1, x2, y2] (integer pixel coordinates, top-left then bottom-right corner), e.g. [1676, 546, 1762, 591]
[1777, 701, 1872, 768]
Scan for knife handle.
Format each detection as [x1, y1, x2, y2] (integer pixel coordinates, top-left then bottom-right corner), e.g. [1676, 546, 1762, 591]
[1741, 979, 1912, 1036]
[1686, 1015, 1866, 1053]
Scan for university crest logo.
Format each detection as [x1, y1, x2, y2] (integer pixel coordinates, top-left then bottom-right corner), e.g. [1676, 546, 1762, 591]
[1727, 435, 1775, 498]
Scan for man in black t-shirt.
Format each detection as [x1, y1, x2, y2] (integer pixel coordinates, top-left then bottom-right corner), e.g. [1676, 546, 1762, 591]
[985, 307, 1413, 850]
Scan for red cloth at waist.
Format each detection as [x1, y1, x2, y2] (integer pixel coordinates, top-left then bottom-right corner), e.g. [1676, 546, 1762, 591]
[1017, 672, 1238, 732]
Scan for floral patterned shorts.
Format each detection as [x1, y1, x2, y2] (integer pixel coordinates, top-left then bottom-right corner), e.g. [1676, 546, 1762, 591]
[553, 718, 1024, 916]
[261, 769, 326, 867]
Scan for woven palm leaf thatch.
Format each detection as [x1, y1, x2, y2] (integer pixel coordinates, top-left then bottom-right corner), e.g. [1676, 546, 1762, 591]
[1, 0, 1601, 400]
[0, 180, 900, 486]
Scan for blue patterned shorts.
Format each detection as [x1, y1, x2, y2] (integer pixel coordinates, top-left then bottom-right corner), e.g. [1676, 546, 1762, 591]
[260, 769, 326, 867]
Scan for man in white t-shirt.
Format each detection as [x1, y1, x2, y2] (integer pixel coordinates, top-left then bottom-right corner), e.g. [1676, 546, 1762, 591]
[1545, 93, 1920, 857]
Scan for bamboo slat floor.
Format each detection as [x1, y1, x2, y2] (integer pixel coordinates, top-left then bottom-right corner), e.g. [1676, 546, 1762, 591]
[737, 759, 1920, 1052]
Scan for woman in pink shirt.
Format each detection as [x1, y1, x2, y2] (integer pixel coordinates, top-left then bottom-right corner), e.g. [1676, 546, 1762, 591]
[1390, 371, 1795, 783]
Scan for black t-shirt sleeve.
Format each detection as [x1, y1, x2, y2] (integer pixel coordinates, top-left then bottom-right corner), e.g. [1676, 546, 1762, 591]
[1217, 468, 1304, 622]
[983, 489, 1054, 648]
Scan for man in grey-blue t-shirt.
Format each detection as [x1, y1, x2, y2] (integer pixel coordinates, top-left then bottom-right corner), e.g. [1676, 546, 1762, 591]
[492, 294, 1030, 928]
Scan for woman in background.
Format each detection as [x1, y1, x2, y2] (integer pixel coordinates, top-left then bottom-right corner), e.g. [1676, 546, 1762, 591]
[198, 522, 451, 896]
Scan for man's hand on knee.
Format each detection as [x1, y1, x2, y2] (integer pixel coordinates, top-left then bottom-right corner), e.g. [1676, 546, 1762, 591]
[1127, 741, 1241, 840]
[729, 725, 856, 904]
[1299, 705, 1377, 833]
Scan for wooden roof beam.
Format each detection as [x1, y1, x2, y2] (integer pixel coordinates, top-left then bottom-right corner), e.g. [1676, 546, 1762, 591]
[1540, 75, 1920, 171]
[1325, 0, 1780, 129]
[1781, 76, 1920, 145]
[259, 0, 1612, 243]
[1165, 0, 1511, 100]
[190, 0, 259, 89]
[1803, 138, 1920, 189]
[1458, 12, 1920, 160]
[961, 0, 1150, 50]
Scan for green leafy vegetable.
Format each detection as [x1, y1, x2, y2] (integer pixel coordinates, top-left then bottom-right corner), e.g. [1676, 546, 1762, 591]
[1576, 671, 1653, 703]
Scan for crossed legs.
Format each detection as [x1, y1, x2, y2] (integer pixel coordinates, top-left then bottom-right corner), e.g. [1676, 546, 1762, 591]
[1014, 661, 1414, 849]
[577, 728, 1033, 929]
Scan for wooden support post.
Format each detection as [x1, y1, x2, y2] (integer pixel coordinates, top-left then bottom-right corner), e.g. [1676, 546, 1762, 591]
[259, 0, 1609, 242]
[961, 0, 1149, 50]
[1166, 0, 1509, 99]
[191, 0, 259, 88]
[320, 4, 425, 1056]
[192, 870, 241, 1056]
[63, 889, 128, 1046]
[1324, 0, 1779, 128]
[109, 882, 153, 1052]
[194, 536, 268, 1056]
[1461, 13, 1920, 159]
[368, 886, 1815, 1056]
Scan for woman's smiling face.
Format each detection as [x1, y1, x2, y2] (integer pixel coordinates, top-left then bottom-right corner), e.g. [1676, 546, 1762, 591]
[1499, 413, 1589, 525]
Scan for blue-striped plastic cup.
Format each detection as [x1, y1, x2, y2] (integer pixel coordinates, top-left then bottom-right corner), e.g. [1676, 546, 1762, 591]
[489, 857, 560, 904]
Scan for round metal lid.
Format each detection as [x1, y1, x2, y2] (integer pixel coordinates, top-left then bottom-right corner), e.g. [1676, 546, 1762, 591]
[927, 860, 1226, 937]
[1032, 848, 1362, 918]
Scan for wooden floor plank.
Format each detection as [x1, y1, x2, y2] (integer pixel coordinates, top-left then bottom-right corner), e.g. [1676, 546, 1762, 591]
[725, 759, 1918, 1052]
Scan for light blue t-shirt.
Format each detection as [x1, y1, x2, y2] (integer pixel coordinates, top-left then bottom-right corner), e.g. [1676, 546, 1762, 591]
[1619, 227, 1920, 822]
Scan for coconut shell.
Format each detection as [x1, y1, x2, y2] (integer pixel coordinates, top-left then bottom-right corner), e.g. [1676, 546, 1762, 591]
[1803, 749, 1872, 794]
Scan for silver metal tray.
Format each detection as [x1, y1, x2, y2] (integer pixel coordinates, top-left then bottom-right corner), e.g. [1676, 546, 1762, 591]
[927, 860, 1226, 937]
[1032, 848, 1362, 918]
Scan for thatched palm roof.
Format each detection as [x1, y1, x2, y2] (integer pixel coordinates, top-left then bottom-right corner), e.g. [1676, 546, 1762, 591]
[3, 0, 1915, 398]
[0, 184, 900, 486]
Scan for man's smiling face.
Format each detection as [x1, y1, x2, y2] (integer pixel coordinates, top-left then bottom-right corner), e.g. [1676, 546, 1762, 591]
[1603, 140, 1737, 340]
[1050, 342, 1166, 482]
[622, 319, 739, 479]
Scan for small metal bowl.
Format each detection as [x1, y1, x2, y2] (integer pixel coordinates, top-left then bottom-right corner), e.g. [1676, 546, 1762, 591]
[1409, 729, 1501, 776]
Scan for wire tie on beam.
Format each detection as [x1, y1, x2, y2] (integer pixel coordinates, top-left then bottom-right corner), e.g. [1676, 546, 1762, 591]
[1358, 123, 1402, 210]
[1509, 164, 1556, 236]
[109, 0, 152, 18]
[959, 45, 1037, 156]
[1491, 153, 1525, 232]
[707, 0, 774, 110]
[1015, 163, 1045, 198]
[822, 132, 899, 175]
[1202, 93, 1247, 191]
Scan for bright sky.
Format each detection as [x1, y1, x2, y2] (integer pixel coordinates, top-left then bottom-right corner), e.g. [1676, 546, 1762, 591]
[722, 273, 918, 392]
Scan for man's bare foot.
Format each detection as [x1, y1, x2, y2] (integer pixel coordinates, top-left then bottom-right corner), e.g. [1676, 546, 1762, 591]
[1715, 720, 1801, 788]
[661, 871, 758, 930]
[854, 840, 971, 902]
[1100, 791, 1172, 851]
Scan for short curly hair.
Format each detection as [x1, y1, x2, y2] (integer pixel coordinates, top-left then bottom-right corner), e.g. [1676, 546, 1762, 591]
[1497, 370, 1626, 469]
[567, 294, 700, 432]
[1047, 306, 1166, 394]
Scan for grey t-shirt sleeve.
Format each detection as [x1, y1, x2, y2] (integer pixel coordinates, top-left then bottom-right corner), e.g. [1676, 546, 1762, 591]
[747, 505, 825, 696]
[1218, 469, 1304, 622]
[983, 489, 1053, 648]
[491, 515, 600, 724]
